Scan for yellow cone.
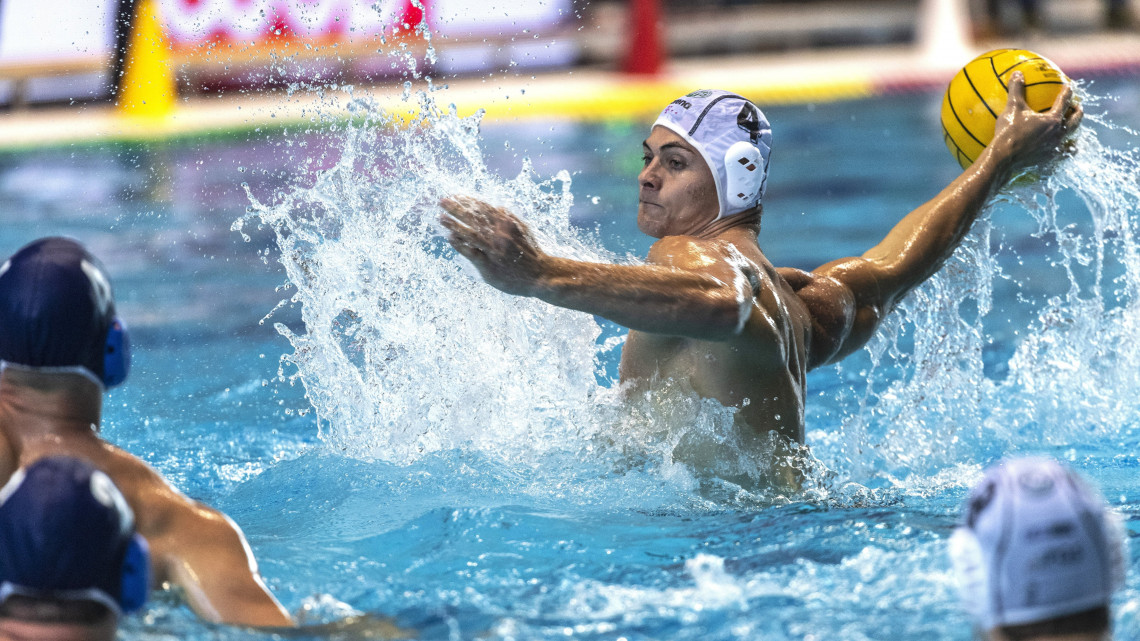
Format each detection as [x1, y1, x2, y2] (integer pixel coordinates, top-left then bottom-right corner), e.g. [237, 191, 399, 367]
[118, 0, 175, 116]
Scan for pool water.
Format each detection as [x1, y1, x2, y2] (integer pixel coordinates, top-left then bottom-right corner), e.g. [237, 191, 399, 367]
[3, 75, 1140, 640]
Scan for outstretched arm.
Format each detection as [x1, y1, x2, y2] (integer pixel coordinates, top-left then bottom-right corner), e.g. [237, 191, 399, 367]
[440, 196, 758, 340]
[798, 72, 1082, 367]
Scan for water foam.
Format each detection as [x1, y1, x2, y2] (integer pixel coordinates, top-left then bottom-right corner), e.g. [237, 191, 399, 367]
[237, 93, 614, 466]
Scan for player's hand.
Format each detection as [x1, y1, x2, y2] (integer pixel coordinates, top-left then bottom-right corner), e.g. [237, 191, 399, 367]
[440, 195, 548, 297]
[991, 71, 1082, 174]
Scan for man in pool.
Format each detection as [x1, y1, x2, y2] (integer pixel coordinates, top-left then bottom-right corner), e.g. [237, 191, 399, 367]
[0, 237, 294, 627]
[0, 456, 149, 641]
[948, 457, 1125, 640]
[440, 75, 1080, 482]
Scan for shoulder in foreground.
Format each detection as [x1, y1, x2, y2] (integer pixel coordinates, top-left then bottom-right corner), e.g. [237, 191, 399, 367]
[93, 441, 200, 531]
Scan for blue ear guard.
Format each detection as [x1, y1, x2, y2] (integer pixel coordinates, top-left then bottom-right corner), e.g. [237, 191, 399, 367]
[103, 318, 130, 388]
[119, 534, 150, 613]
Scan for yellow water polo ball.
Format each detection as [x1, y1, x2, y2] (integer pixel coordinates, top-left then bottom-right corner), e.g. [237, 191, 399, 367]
[941, 49, 1068, 170]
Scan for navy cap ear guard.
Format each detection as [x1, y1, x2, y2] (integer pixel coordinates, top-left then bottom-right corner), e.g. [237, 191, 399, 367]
[0, 457, 152, 616]
[119, 534, 149, 613]
[103, 318, 130, 388]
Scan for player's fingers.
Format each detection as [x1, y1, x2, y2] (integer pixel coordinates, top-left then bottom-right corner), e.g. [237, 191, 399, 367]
[1062, 102, 1083, 133]
[440, 198, 473, 226]
[451, 239, 486, 264]
[1047, 82, 1074, 119]
[1005, 71, 1028, 111]
[442, 197, 494, 231]
[446, 225, 484, 253]
[440, 211, 475, 237]
[442, 212, 487, 246]
[461, 197, 499, 227]
[439, 196, 465, 216]
[1057, 99, 1076, 128]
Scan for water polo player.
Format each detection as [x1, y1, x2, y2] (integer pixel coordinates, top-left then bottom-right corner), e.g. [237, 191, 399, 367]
[0, 456, 148, 640]
[949, 457, 1125, 640]
[440, 76, 1079, 485]
[0, 237, 293, 627]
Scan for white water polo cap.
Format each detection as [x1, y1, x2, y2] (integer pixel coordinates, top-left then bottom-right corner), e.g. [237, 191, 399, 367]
[948, 457, 1127, 630]
[653, 89, 773, 219]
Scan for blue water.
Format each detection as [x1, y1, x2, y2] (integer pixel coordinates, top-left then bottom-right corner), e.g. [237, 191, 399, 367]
[3, 74, 1140, 640]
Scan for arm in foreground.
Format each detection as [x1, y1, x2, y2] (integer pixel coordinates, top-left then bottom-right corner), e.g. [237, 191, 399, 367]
[439, 196, 758, 340]
[794, 72, 1082, 368]
[152, 498, 295, 627]
[272, 615, 416, 639]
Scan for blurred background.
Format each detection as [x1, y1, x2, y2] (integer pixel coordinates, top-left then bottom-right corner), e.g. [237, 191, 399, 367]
[4, 5, 1140, 641]
[0, 0, 1136, 121]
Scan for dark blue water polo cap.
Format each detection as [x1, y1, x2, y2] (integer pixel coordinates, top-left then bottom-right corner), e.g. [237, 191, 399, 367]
[0, 456, 150, 615]
[0, 237, 130, 388]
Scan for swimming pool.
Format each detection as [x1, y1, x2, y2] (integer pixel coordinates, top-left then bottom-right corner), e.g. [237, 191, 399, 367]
[2, 74, 1140, 640]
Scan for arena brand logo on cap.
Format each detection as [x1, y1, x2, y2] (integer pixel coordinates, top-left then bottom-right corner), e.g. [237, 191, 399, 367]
[1018, 467, 1055, 494]
[81, 259, 114, 317]
[653, 89, 773, 219]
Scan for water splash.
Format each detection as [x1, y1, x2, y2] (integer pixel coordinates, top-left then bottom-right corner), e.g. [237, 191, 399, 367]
[820, 89, 1140, 487]
[236, 90, 811, 493]
[238, 93, 610, 465]
[240, 80, 1140, 505]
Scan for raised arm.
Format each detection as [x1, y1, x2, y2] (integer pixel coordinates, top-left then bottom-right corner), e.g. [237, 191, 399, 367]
[440, 196, 758, 341]
[796, 72, 1081, 367]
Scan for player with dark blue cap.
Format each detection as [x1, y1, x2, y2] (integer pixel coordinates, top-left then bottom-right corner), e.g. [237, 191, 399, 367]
[0, 456, 148, 640]
[0, 237, 294, 628]
[0, 237, 129, 390]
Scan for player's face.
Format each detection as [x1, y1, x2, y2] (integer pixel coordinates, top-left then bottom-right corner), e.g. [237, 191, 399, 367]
[637, 126, 719, 239]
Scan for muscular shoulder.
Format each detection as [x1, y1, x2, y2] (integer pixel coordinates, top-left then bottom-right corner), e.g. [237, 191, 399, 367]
[92, 443, 207, 537]
[647, 235, 760, 283]
[647, 235, 722, 267]
[776, 267, 859, 368]
[96, 444, 241, 576]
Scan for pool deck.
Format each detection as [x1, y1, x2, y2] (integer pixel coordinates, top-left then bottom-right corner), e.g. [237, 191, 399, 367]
[3, 28, 1140, 151]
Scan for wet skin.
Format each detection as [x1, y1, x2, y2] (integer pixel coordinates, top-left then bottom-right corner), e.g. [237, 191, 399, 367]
[440, 73, 1081, 485]
[0, 369, 294, 628]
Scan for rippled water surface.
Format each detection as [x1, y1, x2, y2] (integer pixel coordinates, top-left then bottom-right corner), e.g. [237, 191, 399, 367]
[3, 74, 1140, 640]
